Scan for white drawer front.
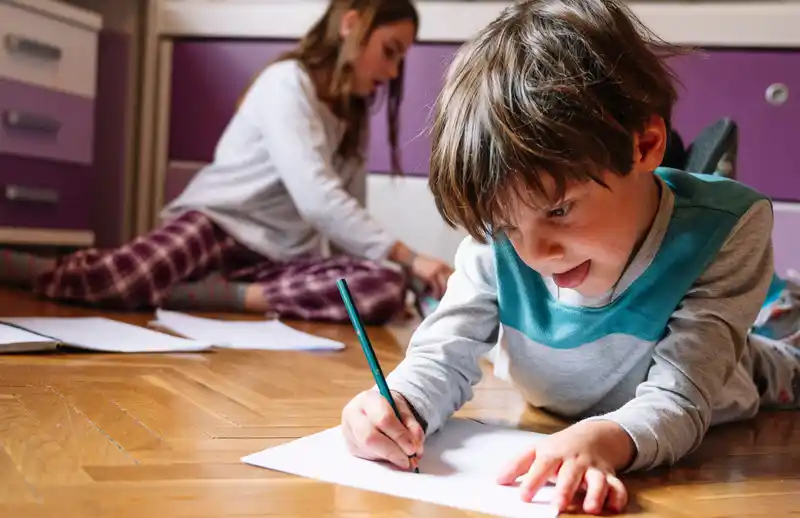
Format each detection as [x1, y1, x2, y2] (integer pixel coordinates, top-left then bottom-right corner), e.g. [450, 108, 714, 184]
[0, 1, 98, 98]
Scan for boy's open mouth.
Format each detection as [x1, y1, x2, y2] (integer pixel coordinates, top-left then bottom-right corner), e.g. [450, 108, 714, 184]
[552, 260, 591, 289]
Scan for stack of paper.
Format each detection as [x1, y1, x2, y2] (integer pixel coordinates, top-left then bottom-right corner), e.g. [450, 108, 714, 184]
[0, 317, 211, 353]
[241, 417, 558, 517]
[150, 310, 345, 351]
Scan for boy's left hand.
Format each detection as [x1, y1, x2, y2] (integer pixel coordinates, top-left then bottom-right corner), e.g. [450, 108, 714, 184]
[496, 420, 635, 515]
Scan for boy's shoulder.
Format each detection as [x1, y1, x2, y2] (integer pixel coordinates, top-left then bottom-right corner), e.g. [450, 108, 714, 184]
[655, 167, 769, 218]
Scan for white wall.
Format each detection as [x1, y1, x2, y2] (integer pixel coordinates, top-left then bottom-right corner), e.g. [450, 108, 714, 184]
[367, 174, 467, 266]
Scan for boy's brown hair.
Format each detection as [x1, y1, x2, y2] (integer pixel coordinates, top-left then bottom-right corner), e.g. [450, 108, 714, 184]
[429, 0, 681, 242]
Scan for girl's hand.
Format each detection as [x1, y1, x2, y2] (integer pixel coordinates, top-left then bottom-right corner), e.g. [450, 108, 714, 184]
[410, 254, 453, 299]
[496, 420, 634, 515]
[387, 241, 453, 299]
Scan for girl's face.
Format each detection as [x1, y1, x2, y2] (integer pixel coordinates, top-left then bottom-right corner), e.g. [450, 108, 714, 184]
[342, 14, 416, 96]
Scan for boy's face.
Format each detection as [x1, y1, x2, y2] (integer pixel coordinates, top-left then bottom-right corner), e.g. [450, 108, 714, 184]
[500, 120, 666, 298]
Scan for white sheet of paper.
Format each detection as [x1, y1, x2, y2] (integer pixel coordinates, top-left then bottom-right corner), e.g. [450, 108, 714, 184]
[0, 323, 54, 345]
[151, 309, 345, 351]
[0, 317, 211, 353]
[0, 323, 57, 352]
[242, 418, 559, 518]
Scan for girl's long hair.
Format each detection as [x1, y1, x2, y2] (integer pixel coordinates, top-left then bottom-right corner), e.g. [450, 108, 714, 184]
[254, 0, 418, 173]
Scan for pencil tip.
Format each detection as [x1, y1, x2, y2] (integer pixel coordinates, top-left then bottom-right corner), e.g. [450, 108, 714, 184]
[414, 467, 420, 473]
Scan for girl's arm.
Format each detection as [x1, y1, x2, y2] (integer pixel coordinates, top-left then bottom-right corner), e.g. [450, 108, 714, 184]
[243, 63, 394, 261]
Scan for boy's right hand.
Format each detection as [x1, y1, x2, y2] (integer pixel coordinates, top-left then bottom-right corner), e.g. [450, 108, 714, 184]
[341, 389, 425, 470]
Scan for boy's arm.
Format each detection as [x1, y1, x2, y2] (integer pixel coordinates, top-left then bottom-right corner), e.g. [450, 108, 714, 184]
[586, 199, 775, 472]
[386, 236, 500, 435]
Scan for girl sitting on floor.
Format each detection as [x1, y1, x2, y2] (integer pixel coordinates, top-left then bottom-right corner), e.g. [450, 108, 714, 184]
[0, 0, 453, 325]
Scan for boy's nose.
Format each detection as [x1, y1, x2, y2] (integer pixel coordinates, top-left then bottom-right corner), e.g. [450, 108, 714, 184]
[526, 235, 565, 265]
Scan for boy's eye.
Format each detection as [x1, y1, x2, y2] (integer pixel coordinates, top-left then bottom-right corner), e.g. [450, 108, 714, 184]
[547, 203, 572, 218]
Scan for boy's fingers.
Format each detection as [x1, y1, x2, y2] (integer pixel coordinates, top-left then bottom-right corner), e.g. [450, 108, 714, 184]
[582, 468, 609, 515]
[605, 474, 628, 513]
[350, 410, 410, 469]
[553, 459, 584, 511]
[398, 410, 425, 457]
[341, 419, 363, 456]
[496, 447, 537, 485]
[363, 394, 415, 456]
[520, 457, 560, 502]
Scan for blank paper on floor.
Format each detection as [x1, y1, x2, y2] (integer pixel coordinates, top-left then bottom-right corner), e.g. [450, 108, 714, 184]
[0, 317, 211, 353]
[151, 309, 345, 351]
[0, 323, 59, 353]
[242, 418, 559, 518]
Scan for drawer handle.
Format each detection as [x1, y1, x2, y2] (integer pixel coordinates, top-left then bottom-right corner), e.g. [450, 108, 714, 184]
[2, 110, 61, 135]
[765, 83, 789, 106]
[5, 185, 59, 204]
[4, 34, 62, 61]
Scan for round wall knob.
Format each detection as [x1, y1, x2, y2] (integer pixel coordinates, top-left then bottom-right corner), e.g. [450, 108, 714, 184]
[765, 83, 789, 106]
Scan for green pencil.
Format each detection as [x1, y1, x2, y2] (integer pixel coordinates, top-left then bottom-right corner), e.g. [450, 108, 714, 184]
[336, 278, 419, 473]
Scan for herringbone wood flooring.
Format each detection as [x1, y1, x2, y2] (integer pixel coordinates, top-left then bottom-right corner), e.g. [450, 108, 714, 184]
[0, 288, 797, 517]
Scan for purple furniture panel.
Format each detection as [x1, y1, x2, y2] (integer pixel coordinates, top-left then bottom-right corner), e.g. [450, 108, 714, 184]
[773, 205, 800, 277]
[0, 77, 95, 165]
[367, 43, 459, 176]
[169, 39, 296, 162]
[91, 30, 131, 248]
[669, 50, 800, 202]
[0, 154, 93, 230]
[167, 41, 800, 196]
[164, 161, 203, 206]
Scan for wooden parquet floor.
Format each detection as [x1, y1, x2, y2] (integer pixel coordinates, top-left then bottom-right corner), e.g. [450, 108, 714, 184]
[0, 288, 798, 517]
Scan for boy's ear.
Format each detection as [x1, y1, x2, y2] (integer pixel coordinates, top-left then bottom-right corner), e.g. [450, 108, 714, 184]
[339, 9, 361, 38]
[631, 115, 668, 174]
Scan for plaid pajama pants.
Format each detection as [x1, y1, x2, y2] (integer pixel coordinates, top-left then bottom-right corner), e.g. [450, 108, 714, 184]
[34, 211, 407, 324]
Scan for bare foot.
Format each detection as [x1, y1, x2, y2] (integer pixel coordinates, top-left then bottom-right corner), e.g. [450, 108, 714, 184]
[0, 250, 57, 289]
[244, 284, 271, 313]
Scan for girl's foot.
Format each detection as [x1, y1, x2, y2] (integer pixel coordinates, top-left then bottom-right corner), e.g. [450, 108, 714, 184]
[0, 249, 57, 289]
[244, 284, 271, 313]
[161, 274, 254, 313]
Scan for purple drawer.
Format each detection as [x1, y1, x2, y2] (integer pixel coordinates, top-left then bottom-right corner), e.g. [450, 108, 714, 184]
[367, 43, 460, 176]
[0, 154, 93, 230]
[169, 39, 296, 162]
[163, 161, 203, 206]
[773, 204, 799, 277]
[669, 49, 800, 202]
[0, 77, 95, 165]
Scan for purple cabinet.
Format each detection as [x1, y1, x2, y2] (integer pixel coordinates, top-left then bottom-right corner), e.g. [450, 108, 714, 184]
[168, 39, 461, 175]
[0, 78, 95, 165]
[164, 161, 202, 205]
[169, 39, 297, 162]
[669, 50, 800, 202]
[91, 30, 132, 248]
[166, 41, 800, 201]
[0, 154, 92, 230]
[367, 43, 459, 176]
